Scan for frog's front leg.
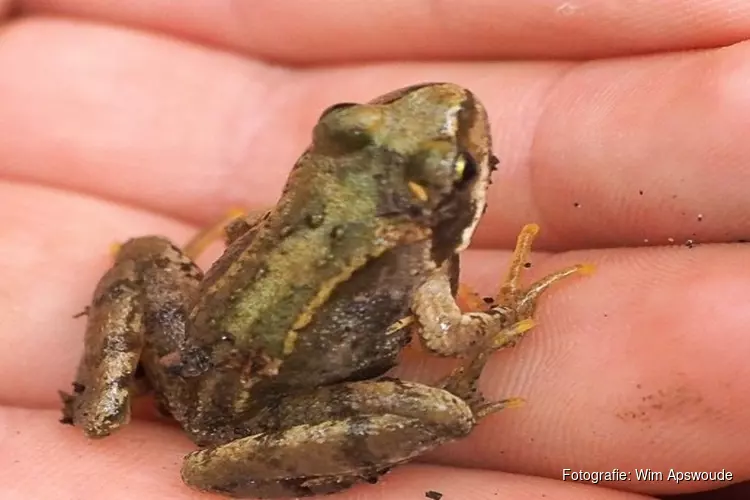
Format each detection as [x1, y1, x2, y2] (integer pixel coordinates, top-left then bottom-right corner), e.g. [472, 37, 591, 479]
[60, 236, 201, 437]
[413, 223, 592, 358]
[180, 378, 508, 499]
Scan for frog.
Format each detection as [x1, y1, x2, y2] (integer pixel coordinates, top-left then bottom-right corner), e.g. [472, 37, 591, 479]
[60, 82, 590, 498]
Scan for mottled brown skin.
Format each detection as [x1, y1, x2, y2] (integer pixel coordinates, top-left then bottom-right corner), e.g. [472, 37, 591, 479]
[61, 83, 588, 498]
[60, 237, 203, 435]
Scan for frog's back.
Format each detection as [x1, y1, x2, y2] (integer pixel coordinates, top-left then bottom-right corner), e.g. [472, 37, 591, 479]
[271, 240, 434, 387]
[182, 81, 488, 419]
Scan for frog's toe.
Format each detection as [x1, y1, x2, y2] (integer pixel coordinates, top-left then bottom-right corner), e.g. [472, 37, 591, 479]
[58, 390, 76, 425]
[487, 317, 536, 350]
[58, 377, 133, 438]
[472, 396, 525, 419]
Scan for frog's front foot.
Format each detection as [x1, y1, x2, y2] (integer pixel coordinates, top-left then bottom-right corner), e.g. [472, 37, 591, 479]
[411, 224, 592, 415]
[414, 223, 592, 358]
[490, 223, 594, 326]
[180, 380, 477, 498]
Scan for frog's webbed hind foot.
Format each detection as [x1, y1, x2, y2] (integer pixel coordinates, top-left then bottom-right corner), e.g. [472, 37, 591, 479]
[180, 380, 475, 498]
[433, 317, 530, 420]
[436, 342, 526, 421]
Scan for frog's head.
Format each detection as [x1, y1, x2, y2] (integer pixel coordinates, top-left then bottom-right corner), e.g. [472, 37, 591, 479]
[311, 83, 496, 262]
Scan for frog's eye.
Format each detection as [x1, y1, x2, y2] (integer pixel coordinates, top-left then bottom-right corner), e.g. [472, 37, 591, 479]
[313, 104, 379, 154]
[453, 152, 478, 187]
[318, 102, 357, 121]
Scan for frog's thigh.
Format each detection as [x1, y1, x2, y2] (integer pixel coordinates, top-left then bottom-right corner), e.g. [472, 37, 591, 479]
[181, 380, 474, 498]
[62, 245, 151, 437]
[62, 236, 200, 437]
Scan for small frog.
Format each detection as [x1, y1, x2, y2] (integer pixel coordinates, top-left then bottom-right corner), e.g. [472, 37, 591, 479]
[60, 83, 589, 498]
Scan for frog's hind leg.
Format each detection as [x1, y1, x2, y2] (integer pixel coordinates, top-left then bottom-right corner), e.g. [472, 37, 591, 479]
[435, 320, 532, 420]
[61, 236, 201, 437]
[60, 245, 148, 437]
[180, 380, 477, 498]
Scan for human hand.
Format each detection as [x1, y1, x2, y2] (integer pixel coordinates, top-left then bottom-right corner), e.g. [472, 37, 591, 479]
[1, 2, 748, 499]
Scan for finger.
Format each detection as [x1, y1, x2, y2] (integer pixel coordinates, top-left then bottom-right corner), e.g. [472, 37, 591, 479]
[2, 183, 749, 496]
[3, 21, 750, 250]
[2, 407, 655, 500]
[0, 181, 196, 410]
[514, 40, 750, 251]
[397, 246, 750, 495]
[18, 0, 750, 62]
[0, 18, 288, 225]
[0, 0, 11, 19]
[477, 39, 750, 250]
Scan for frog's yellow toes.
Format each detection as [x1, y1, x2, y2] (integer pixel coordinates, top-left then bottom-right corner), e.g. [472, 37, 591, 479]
[492, 318, 535, 349]
[225, 207, 247, 220]
[577, 263, 596, 276]
[520, 223, 540, 236]
[109, 242, 122, 258]
[475, 396, 526, 419]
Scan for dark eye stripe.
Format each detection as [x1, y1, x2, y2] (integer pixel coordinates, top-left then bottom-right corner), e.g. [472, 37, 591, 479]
[455, 152, 478, 188]
[456, 91, 478, 152]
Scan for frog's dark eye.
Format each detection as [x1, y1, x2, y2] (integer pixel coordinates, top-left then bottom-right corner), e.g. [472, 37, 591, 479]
[453, 152, 478, 188]
[318, 102, 357, 121]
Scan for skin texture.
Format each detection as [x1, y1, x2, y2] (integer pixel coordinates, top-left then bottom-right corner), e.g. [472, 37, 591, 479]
[1, 1, 749, 499]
